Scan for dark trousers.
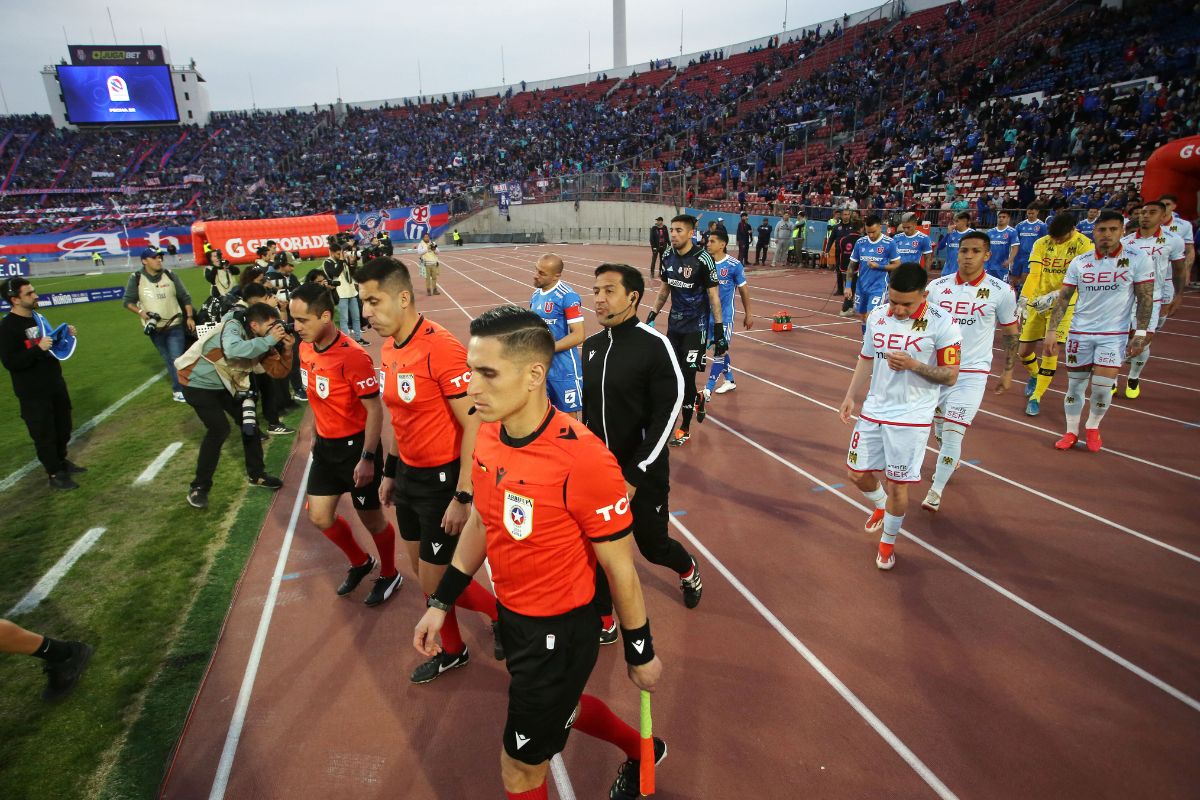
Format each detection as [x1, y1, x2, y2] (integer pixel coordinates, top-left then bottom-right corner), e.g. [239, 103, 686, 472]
[835, 266, 846, 295]
[737, 242, 750, 263]
[19, 382, 72, 476]
[593, 487, 692, 616]
[649, 246, 663, 277]
[253, 372, 283, 426]
[183, 385, 265, 491]
[755, 241, 769, 264]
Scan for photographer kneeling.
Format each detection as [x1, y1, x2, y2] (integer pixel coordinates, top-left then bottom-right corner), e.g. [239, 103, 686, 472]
[175, 299, 291, 508]
[266, 252, 306, 404]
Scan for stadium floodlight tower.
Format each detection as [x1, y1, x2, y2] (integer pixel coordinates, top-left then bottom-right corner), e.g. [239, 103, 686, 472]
[613, 0, 628, 68]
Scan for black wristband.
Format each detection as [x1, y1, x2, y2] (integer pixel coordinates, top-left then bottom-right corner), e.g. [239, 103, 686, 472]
[620, 620, 654, 666]
[432, 565, 471, 607]
[383, 454, 398, 478]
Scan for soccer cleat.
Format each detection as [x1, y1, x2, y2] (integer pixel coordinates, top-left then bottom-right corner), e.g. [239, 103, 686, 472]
[364, 573, 403, 606]
[875, 543, 896, 571]
[48, 472, 79, 491]
[599, 619, 618, 646]
[294, 389, 309, 402]
[921, 489, 941, 513]
[492, 620, 506, 660]
[680, 557, 703, 608]
[669, 429, 689, 447]
[609, 737, 668, 800]
[336, 555, 375, 596]
[187, 487, 209, 509]
[864, 508, 885, 535]
[1025, 397, 1040, 416]
[1084, 428, 1103, 453]
[62, 460, 87, 474]
[43, 641, 94, 702]
[1110, 382, 1118, 396]
[172, 391, 186, 403]
[247, 474, 283, 490]
[715, 380, 737, 394]
[1054, 432, 1078, 450]
[265, 423, 295, 435]
[696, 392, 707, 423]
[1124, 379, 1140, 399]
[410, 646, 470, 684]
[1024, 375, 1037, 398]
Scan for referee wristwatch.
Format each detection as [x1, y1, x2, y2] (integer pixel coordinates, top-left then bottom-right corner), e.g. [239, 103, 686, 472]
[426, 596, 452, 612]
[452, 490, 473, 505]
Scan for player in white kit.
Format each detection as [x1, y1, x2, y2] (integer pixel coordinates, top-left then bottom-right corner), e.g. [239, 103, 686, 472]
[839, 263, 962, 571]
[921, 231, 1018, 513]
[1045, 211, 1155, 453]
[1158, 194, 1195, 288]
[1119, 201, 1186, 398]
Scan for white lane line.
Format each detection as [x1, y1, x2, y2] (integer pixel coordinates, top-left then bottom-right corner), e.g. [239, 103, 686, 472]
[0, 371, 166, 493]
[209, 454, 313, 800]
[705, 414, 1200, 713]
[133, 441, 183, 485]
[667, 514, 959, 799]
[7, 527, 106, 616]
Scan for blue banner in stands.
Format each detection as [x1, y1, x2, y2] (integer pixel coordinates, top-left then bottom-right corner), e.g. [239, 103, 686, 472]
[0, 226, 192, 264]
[0, 286, 124, 313]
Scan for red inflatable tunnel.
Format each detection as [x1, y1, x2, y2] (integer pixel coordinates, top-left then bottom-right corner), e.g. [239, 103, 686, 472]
[191, 214, 339, 265]
[1141, 135, 1200, 222]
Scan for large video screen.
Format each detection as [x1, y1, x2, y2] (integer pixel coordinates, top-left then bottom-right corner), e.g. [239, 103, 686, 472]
[56, 65, 178, 124]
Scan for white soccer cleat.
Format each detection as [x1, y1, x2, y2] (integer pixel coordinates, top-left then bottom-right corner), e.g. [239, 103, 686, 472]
[702, 388, 712, 402]
[875, 550, 895, 570]
[921, 489, 941, 513]
[715, 381, 737, 394]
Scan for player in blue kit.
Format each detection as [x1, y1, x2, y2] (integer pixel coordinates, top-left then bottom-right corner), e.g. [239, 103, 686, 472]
[702, 231, 754, 398]
[530, 254, 585, 417]
[937, 212, 974, 276]
[892, 213, 933, 269]
[1012, 208, 1048, 290]
[845, 215, 900, 326]
[1075, 207, 1100, 241]
[985, 211, 1020, 281]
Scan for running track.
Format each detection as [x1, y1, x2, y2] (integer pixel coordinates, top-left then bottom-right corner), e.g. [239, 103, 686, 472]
[161, 244, 1200, 799]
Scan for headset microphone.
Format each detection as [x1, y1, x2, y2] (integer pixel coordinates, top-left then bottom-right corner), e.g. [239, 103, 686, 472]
[605, 292, 639, 320]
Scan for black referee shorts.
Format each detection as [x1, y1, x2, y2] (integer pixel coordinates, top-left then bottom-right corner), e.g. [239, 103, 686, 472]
[666, 328, 706, 375]
[306, 432, 383, 511]
[499, 601, 601, 765]
[392, 459, 460, 565]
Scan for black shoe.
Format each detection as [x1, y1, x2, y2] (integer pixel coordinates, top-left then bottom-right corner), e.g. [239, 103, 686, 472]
[265, 424, 295, 436]
[599, 619, 618, 645]
[247, 474, 283, 490]
[364, 572, 403, 606]
[49, 472, 79, 490]
[187, 487, 209, 508]
[410, 647, 470, 684]
[336, 556, 375, 596]
[609, 737, 667, 799]
[492, 620, 506, 661]
[63, 460, 87, 474]
[695, 391, 707, 423]
[43, 642, 94, 702]
[680, 557, 703, 609]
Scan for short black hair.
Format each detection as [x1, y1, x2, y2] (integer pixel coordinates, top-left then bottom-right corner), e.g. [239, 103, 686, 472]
[1159, 193, 1178, 203]
[244, 301, 281, 325]
[256, 245, 269, 257]
[241, 282, 270, 302]
[2, 276, 30, 301]
[954, 211, 972, 222]
[1142, 200, 1166, 212]
[864, 215, 882, 227]
[1096, 210, 1125, 226]
[1048, 212, 1076, 238]
[356, 256, 413, 295]
[265, 240, 277, 248]
[594, 263, 644, 304]
[671, 213, 698, 230]
[303, 269, 328, 284]
[889, 262, 928, 293]
[291, 281, 336, 318]
[960, 230, 990, 248]
[469, 305, 554, 367]
[709, 230, 729, 246]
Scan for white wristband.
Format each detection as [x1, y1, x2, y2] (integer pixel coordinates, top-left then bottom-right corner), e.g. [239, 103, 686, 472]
[1134, 329, 1147, 338]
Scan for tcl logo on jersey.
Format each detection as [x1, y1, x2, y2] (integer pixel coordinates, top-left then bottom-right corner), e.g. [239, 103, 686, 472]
[449, 371, 472, 390]
[595, 496, 631, 522]
[354, 375, 377, 391]
[873, 333, 925, 352]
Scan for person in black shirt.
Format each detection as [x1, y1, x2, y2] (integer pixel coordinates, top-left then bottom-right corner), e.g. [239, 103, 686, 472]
[584, 263, 703, 628]
[0, 278, 85, 490]
[836, 219, 863, 312]
[755, 219, 772, 265]
[648, 217, 669, 280]
[735, 213, 753, 264]
[647, 214, 724, 446]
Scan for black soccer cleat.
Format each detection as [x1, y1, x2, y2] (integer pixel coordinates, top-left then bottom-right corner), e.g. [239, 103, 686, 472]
[247, 473, 283, 490]
[336, 556, 375, 596]
[187, 487, 209, 509]
[48, 472, 79, 491]
[364, 573, 402, 606]
[599, 619, 619, 646]
[680, 557, 703, 609]
[410, 647, 470, 684]
[492, 620, 506, 661]
[609, 737, 667, 799]
[43, 641, 94, 702]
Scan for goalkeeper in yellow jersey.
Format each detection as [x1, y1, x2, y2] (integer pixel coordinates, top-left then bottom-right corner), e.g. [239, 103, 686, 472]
[1014, 213, 1095, 417]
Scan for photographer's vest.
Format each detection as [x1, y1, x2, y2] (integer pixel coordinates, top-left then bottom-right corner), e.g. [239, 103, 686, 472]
[331, 260, 358, 300]
[174, 318, 260, 394]
[420, 250, 440, 270]
[212, 267, 236, 296]
[135, 269, 182, 330]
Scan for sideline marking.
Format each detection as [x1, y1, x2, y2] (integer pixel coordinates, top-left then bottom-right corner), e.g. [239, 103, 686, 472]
[7, 527, 107, 616]
[133, 441, 183, 485]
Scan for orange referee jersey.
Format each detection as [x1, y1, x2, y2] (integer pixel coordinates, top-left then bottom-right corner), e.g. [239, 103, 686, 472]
[299, 332, 379, 439]
[379, 316, 472, 468]
[473, 407, 633, 617]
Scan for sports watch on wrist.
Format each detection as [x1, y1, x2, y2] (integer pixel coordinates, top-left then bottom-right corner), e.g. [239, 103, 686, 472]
[361, 450, 375, 461]
[452, 490, 473, 504]
[426, 596, 451, 612]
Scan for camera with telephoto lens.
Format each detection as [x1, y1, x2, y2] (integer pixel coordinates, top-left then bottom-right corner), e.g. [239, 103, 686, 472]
[234, 389, 258, 436]
[143, 311, 162, 336]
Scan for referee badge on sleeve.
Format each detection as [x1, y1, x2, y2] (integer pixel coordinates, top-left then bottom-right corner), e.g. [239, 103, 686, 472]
[300, 368, 309, 387]
[376, 369, 385, 393]
[504, 491, 534, 540]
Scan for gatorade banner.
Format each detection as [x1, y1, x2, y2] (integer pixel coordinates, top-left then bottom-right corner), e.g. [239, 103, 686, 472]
[0, 226, 191, 263]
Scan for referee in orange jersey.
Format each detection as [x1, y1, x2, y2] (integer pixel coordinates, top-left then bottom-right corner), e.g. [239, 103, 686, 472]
[415, 306, 665, 800]
[290, 283, 401, 606]
[357, 257, 502, 683]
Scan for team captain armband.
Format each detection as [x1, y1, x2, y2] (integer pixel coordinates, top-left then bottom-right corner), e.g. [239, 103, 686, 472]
[937, 344, 961, 367]
[620, 620, 655, 666]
